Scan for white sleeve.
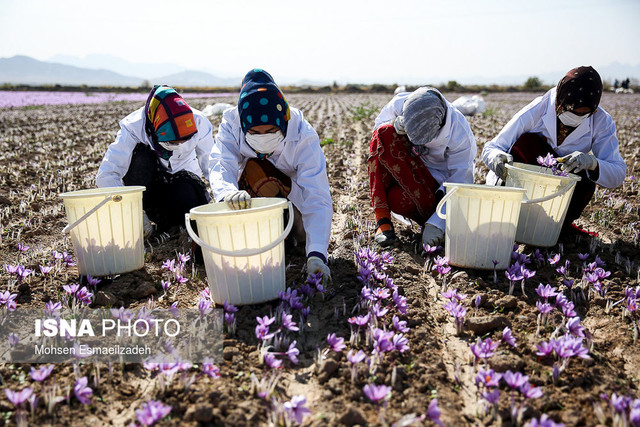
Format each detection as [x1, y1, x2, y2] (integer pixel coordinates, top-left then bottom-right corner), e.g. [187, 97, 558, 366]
[292, 123, 333, 258]
[482, 100, 540, 171]
[194, 118, 214, 179]
[374, 94, 406, 128]
[208, 115, 242, 201]
[589, 114, 626, 188]
[95, 126, 140, 188]
[426, 123, 477, 231]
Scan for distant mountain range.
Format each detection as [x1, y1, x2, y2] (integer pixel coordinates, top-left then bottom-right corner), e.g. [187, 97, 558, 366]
[0, 55, 638, 87]
[0, 55, 240, 87]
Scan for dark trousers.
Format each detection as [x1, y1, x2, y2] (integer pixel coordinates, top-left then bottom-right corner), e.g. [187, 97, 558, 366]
[509, 133, 596, 226]
[122, 143, 210, 231]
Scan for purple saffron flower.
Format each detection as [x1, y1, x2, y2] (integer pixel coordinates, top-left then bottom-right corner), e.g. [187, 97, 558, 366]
[427, 398, 444, 427]
[201, 358, 220, 379]
[560, 301, 577, 318]
[595, 267, 611, 280]
[392, 333, 410, 353]
[75, 287, 93, 305]
[327, 333, 346, 352]
[161, 280, 171, 292]
[29, 365, 54, 382]
[392, 315, 409, 333]
[372, 287, 391, 300]
[537, 153, 557, 167]
[566, 317, 585, 338]
[136, 400, 172, 426]
[503, 371, 529, 389]
[363, 383, 392, 404]
[536, 301, 554, 315]
[161, 259, 175, 272]
[8, 333, 19, 347]
[519, 382, 543, 400]
[4, 264, 19, 274]
[284, 395, 312, 424]
[563, 279, 575, 290]
[175, 274, 188, 284]
[423, 244, 438, 254]
[372, 302, 389, 318]
[177, 252, 190, 265]
[348, 313, 371, 327]
[224, 312, 235, 326]
[5, 387, 33, 406]
[16, 266, 32, 280]
[594, 255, 606, 267]
[483, 389, 501, 405]
[74, 376, 93, 405]
[264, 352, 282, 369]
[548, 254, 561, 265]
[433, 255, 449, 268]
[470, 337, 499, 360]
[0, 291, 17, 307]
[536, 341, 555, 357]
[223, 299, 238, 313]
[63, 284, 79, 295]
[476, 368, 502, 388]
[257, 315, 276, 327]
[17, 243, 29, 252]
[86, 275, 101, 287]
[527, 414, 565, 427]
[577, 253, 589, 262]
[502, 327, 517, 347]
[281, 311, 299, 331]
[347, 349, 366, 364]
[39, 265, 54, 275]
[392, 291, 408, 314]
[536, 284, 558, 299]
[286, 341, 300, 364]
[169, 301, 179, 317]
[255, 324, 275, 341]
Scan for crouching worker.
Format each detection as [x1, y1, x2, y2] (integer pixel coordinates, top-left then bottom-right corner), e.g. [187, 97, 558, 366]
[369, 87, 477, 249]
[96, 85, 213, 237]
[482, 66, 626, 236]
[208, 69, 333, 285]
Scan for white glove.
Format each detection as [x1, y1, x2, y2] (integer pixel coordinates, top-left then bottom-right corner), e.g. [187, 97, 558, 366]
[306, 256, 332, 286]
[488, 151, 513, 181]
[224, 190, 251, 210]
[422, 223, 444, 248]
[557, 151, 598, 173]
[393, 116, 407, 135]
[142, 211, 154, 237]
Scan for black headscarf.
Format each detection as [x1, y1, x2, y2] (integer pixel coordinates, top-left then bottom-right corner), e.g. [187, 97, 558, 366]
[555, 66, 603, 114]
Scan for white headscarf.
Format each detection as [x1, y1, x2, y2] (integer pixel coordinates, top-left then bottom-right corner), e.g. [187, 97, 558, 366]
[401, 87, 447, 149]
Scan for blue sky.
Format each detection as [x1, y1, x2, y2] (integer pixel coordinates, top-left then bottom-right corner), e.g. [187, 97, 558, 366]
[1, 0, 639, 84]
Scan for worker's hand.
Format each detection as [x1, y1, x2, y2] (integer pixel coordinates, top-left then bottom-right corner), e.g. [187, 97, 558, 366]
[393, 116, 407, 135]
[223, 190, 251, 210]
[142, 211, 155, 237]
[306, 256, 332, 287]
[489, 151, 513, 181]
[557, 151, 598, 173]
[422, 223, 444, 248]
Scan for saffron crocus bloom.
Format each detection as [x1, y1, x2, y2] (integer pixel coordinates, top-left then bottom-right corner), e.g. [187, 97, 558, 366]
[483, 389, 500, 405]
[17, 243, 29, 252]
[372, 328, 395, 353]
[536, 301, 554, 315]
[372, 302, 389, 318]
[427, 398, 444, 427]
[257, 315, 276, 327]
[502, 327, 517, 347]
[74, 376, 93, 404]
[563, 279, 574, 290]
[169, 301, 179, 317]
[284, 395, 312, 425]
[503, 371, 529, 389]
[136, 400, 172, 426]
[519, 382, 543, 400]
[470, 337, 499, 361]
[536, 341, 555, 357]
[4, 264, 19, 274]
[372, 287, 391, 300]
[475, 368, 502, 388]
[566, 317, 585, 338]
[161, 280, 171, 292]
[548, 254, 561, 265]
[8, 333, 19, 347]
[392, 315, 409, 333]
[392, 291, 408, 314]
[161, 259, 175, 272]
[177, 252, 190, 264]
[224, 312, 235, 326]
[29, 365, 54, 382]
[348, 313, 370, 327]
[327, 333, 346, 352]
[537, 153, 557, 167]
[0, 291, 17, 307]
[281, 311, 299, 332]
[175, 275, 188, 284]
[536, 284, 558, 300]
[39, 265, 54, 275]
[527, 414, 565, 427]
[75, 287, 93, 305]
[255, 324, 274, 341]
[577, 253, 589, 262]
[363, 383, 392, 404]
[347, 349, 366, 364]
[286, 341, 300, 364]
[63, 284, 79, 295]
[5, 387, 33, 406]
[264, 352, 282, 369]
[223, 299, 238, 313]
[86, 276, 101, 287]
[201, 358, 220, 378]
[392, 333, 410, 353]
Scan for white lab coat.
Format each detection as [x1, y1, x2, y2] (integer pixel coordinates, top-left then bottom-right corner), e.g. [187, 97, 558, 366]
[482, 88, 626, 188]
[209, 106, 333, 258]
[96, 107, 214, 187]
[374, 92, 478, 231]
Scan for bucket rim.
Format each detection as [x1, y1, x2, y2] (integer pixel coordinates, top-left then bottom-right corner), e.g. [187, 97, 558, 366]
[59, 186, 146, 199]
[189, 197, 289, 217]
[506, 162, 582, 183]
[443, 182, 527, 194]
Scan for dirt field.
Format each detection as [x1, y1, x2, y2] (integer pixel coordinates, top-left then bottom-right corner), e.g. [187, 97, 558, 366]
[0, 92, 639, 426]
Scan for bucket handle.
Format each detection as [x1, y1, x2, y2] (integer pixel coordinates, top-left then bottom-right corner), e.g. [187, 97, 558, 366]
[62, 194, 123, 234]
[185, 201, 294, 257]
[522, 180, 577, 204]
[435, 187, 459, 220]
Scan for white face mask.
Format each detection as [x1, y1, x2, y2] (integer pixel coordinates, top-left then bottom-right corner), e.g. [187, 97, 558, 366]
[158, 141, 182, 151]
[245, 131, 284, 154]
[558, 111, 589, 128]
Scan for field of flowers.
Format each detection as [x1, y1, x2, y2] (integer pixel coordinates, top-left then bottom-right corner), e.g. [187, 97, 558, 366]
[0, 91, 639, 426]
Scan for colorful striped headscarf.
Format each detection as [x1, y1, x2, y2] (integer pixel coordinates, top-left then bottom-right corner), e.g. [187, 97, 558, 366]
[144, 85, 197, 143]
[238, 69, 290, 136]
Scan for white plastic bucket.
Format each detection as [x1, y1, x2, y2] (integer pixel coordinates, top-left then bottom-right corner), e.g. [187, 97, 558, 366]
[436, 183, 526, 270]
[59, 186, 145, 276]
[185, 198, 294, 306]
[505, 162, 581, 247]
